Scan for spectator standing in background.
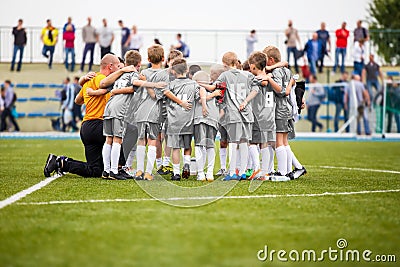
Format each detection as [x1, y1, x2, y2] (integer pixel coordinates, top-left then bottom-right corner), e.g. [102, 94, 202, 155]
[80, 17, 97, 72]
[126, 25, 143, 52]
[354, 20, 369, 43]
[352, 38, 365, 76]
[306, 75, 325, 132]
[304, 32, 322, 76]
[284, 20, 301, 73]
[173, 33, 190, 58]
[10, 19, 27, 72]
[0, 80, 20, 132]
[332, 22, 349, 74]
[63, 24, 75, 72]
[316, 22, 330, 73]
[118, 20, 130, 58]
[63, 17, 75, 33]
[246, 29, 258, 58]
[61, 77, 78, 132]
[362, 54, 384, 101]
[72, 76, 83, 124]
[41, 19, 58, 69]
[97, 18, 114, 59]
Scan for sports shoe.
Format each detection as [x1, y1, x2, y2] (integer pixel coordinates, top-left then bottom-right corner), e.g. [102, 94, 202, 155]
[144, 172, 154, 181]
[216, 169, 227, 176]
[44, 154, 58, 177]
[245, 169, 254, 178]
[196, 173, 206, 181]
[240, 174, 247, 180]
[292, 166, 307, 179]
[109, 171, 128, 180]
[206, 176, 214, 182]
[102, 171, 110, 179]
[123, 167, 135, 177]
[249, 169, 261, 180]
[286, 172, 295, 180]
[182, 163, 190, 179]
[119, 168, 133, 179]
[223, 174, 239, 181]
[135, 170, 144, 180]
[157, 165, 172, 175]
[171, 173, 181, 181]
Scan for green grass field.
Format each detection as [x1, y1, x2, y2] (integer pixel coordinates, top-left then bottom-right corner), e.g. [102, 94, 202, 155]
[0, 139, 399, 267]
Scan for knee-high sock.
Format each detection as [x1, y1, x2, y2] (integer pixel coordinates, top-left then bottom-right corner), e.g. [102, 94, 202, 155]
[110, 142, 121, 174]
[145, 145, 157, 174]
[228, 143, 238, 176]
[219, 147, 227, 170]
[267, 145, 275, 173]
[291, 150, 303, 169]
[195, 146, 205, 176]
[249, 144, 260, 170]
[239, 143, 249, 175]
[206, 147, 215, 177]
[102, 143, 112, 173]
[275, 145, 287, 175]
[136, 145, 146, 172]
[236, 147, 241, 170]
[260, 147, 269, 176]
[125, 149, 136, 169]
[285, 145, 293, 173]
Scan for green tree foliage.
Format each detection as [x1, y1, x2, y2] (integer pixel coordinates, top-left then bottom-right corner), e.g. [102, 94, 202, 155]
[368, 0, 400, 64]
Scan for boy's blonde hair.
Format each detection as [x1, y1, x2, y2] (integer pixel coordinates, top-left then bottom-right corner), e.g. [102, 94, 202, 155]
[210, 64, 225, 82]
[222, 51, 238, 68]
[124, 50, 142, 67]
[192, 70, 210, 83]
[263, 46, 281, 63]
[147, 44, 164, 64]
[248, 51, 267, 71]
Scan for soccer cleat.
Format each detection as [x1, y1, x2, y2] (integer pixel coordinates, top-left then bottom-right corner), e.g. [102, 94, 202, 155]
[123, 167, 135, 177]
[182, 163, 190, 179]
[249, 169, 261, 180]
[292, 166, 307, 179]
[44, 154, 58, 177]
[196, 174, 206, 181]
[223, 174, 239, 181]
[240, 174, 247, 180]
[135, 170, 144, 180]
[109, 171, 128, 180]
[157, 165, 172, 175]
[102, 171, 110, 179]
[216, 169, 227, 176]
[245, 169, 254, 178]
[171, 173, 181, 181]
[119, 168, 134, 179]
[206, 176, 214, 182]
[286, 172, 295, 180]
[144, 172, 154, 181]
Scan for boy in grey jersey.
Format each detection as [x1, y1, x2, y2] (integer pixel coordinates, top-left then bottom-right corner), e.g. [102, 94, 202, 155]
[192, 71, 222, 181]
[199, 52, 258, 181]
[163, 58, 197, 181]
[134, 45, 170, 181]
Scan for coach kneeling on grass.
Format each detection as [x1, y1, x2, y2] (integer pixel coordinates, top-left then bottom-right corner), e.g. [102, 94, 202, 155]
[44, 54, 121, 178]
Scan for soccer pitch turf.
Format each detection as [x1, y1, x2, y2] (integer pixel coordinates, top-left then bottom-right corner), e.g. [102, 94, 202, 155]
[0, 139, 399, 267]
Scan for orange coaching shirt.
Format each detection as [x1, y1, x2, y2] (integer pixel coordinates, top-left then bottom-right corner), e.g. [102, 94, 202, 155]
[79, 73, 110, 122]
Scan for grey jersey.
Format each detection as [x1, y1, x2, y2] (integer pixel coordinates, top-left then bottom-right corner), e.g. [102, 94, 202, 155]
[103, 71, 140, 120]
[194, 88, 219, 130]
[271, 67, 292, 120]
[166, 78, 198, 135]
[134, 68, 169, 124]
[251, 78, 276, 131]
[216, 68, 256, 125]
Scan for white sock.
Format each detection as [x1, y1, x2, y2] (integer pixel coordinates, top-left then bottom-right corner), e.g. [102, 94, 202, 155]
[102, 143, 112, 173]
[162, 156, 170, 166]
[276, 146, 287, 175]
[220, 147, 227, 170]
[156, 158, 162, 169]
[292, 151, 302, 169]
[195, 146, 205, 176]
[239, 143, 249, 175]
[136, 145, 146, 172]
[260, 147, 269, 176]
[236, 148, 241, 170]
[110, 142, 121, 174]
[145, 145, 157, 174]
[184, 155, 191, 165]
[285, 145, 293, 173]
[206, 147, 215, 177]
[173, 163, 180, 175]
[228, 143, 238, 176]
[247, 147, 253, 170]
[125, 149, 136, 169]
[249, 144, 260, 170]
[267, 145, 275, 173]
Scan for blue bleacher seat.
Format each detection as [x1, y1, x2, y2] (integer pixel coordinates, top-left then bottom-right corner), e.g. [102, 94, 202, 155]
[48, 84, 63, 88]
[320, 115, 334, 120]
[45, 112, 61, 117]
[16, 97, 28, 102]
[386, 71, 400, 77]
[27, 112, 45, 117]
[17, 112, 26, 118]
[48, 97, 61, 102]
[16, 83, 30, 88]
[29, 97, 47, 101]
[31, 83, 46, 88]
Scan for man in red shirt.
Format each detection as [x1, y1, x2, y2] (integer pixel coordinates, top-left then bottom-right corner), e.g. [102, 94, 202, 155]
[63, 24, 75, 72]
[333, 22, 349, 74]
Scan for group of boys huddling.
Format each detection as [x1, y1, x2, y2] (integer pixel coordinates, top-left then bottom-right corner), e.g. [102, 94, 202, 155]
[46, 44, 307, 181]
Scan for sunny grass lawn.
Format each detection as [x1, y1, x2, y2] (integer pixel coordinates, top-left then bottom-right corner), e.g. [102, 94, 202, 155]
[0, 139, 399, 267]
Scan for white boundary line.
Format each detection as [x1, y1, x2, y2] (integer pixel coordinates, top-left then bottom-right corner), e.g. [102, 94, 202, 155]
[318, 165, 400, 174]
[0, 173, 62, 210]
[16, 189, 400, 206]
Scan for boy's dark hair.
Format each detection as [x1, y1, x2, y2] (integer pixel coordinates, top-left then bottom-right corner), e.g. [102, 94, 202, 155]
[242, 60, 250, 71]
[125, 50, 141, 67]
[248, 52, 267, 71]
[188, 64, 201, 77]
[4, 80, 12, 85]
[250, 29, 256, 34]
[171, 58, 187, 75]
[147, 44, 164, 64]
